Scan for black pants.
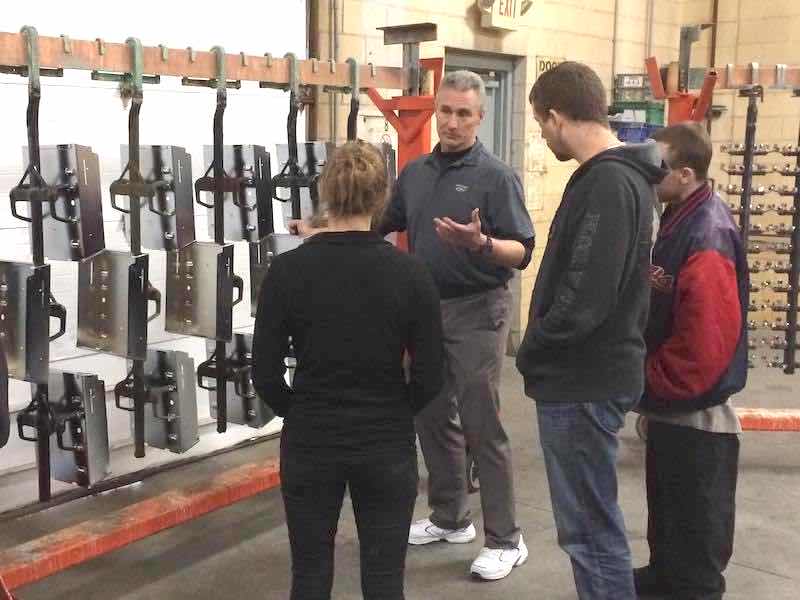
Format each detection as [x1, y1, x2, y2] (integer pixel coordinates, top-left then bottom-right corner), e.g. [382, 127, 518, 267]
[280, 445, 418, 600]
[646, 421, 739, 600]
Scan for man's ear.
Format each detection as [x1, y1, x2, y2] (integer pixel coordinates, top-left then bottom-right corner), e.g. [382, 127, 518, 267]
[548, 109, 564, 128]
[679, 166, 696, 183]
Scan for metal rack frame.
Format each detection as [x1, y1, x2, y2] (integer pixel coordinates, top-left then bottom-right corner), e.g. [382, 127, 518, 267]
[0, 23, 438, 504]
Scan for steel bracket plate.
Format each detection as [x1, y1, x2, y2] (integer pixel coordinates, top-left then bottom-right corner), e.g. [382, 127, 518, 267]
[49, 370, 110, 487]
[206, 334, 274, 429]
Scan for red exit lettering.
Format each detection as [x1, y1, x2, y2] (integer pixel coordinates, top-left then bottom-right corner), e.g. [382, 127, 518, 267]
[498, 0, 517, 17]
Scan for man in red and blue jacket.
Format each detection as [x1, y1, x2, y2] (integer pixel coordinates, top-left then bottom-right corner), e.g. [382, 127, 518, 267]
[635, 123, 748, 600]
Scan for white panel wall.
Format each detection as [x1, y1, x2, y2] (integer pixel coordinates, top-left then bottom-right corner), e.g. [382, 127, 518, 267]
[0, 0, 306, 476]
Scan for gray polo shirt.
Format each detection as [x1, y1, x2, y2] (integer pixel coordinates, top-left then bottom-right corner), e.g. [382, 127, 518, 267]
[380, 140, 534, 299]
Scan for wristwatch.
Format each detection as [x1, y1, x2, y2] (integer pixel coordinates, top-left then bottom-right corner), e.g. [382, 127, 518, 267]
[476, 234, 493, 256]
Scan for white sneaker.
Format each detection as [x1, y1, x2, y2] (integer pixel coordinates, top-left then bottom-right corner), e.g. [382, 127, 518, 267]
[408, 518, 477, 545]
[469, 535, 528, 580]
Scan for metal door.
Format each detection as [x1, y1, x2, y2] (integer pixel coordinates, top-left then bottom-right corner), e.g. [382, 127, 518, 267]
[444, 51, 514, 163]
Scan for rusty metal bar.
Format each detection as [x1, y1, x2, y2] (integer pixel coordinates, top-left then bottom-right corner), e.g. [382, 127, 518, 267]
[690, 64, 800, 90]
[0, 31, 406, 90]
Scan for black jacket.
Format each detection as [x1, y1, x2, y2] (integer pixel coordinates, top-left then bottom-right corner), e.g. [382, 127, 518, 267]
[252, 231, 444, 457]
[516, 143, 667, 404]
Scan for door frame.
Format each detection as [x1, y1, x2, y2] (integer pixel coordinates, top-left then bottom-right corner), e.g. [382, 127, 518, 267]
[444, 49, 514, 163]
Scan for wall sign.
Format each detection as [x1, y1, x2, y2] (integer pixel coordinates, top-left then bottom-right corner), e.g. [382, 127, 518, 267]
[478, 0, 529, 31]
[536, 56, 565, 79]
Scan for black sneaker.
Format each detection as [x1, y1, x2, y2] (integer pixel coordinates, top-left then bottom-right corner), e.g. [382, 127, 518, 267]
[634, 565, 671, 596]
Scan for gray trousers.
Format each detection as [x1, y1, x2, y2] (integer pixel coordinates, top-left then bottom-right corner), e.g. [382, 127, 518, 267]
[416, 286, 521, 549]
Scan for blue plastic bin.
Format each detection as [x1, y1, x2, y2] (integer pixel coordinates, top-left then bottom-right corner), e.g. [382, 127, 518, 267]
[610, 122, 663, 143]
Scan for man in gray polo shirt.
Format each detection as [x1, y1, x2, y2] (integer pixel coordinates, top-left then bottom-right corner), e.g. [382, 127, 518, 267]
[379, 70, 535, 581]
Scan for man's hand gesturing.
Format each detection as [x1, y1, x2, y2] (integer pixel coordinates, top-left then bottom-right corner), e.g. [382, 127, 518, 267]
[433, 208, 484, 251]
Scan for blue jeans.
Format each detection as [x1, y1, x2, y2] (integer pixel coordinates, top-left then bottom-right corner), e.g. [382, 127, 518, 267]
[536, 397, 637, 600]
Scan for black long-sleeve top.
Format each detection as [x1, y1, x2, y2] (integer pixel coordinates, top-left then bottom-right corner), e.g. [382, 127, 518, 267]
[252, 231, 444, 458]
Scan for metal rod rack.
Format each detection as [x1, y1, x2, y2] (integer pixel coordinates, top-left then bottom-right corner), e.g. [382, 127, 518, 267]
[721, 87, 800, 374]
[0, 32, 405, 90]
[784, 89, 800, 373]
[0, 23, 435, 506]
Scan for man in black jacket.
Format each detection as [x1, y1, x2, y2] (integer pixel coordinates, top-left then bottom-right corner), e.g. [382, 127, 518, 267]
[516, 62, 666, 600]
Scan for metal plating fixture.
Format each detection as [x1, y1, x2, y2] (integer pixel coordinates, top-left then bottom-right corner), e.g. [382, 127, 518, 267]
[205, 334, 275, 429]
[770, 242, 793, 254]
[766, 223, 796, 237]
[199, 145, 273, 243]
[767, 261, 793, 274]
[747, 320, 763, 331]
[768, 186, 800, 200]
[721, 142, 773, 155]
[774, 163, 800, 177]
[769, 336, 790, 349]
[769, 301, 800, 313]
[722, 162, 770, 175]
[722, 183, 767, 196]
[774, 143, 800, 156]
[766, 280, 792, 293]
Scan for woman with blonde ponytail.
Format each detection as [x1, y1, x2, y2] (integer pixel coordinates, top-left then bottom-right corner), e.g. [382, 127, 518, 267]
[252, 141, 444, 600]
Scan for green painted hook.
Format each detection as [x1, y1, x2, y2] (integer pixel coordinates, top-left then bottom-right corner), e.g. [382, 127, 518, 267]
[20, 25, 40, 92]
[285, 52, 299, 96]
[346, 57, 360, 98]
[125, 37, 144, 94]
[211, 46, 226, 91]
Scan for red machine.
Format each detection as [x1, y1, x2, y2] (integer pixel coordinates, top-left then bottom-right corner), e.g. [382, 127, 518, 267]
[366, 24, 443, 250]
[645, 56, 717, 126]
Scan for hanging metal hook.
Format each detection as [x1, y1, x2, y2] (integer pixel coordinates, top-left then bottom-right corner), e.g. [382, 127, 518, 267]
[126, 36, 144, 99]
[286, 51, 300, 98]
[270, 52, 313, 220]
[346, 57, 360, 141]
[21, 25, 41, 94]
[9, 26, 50, 256]
[193, 46, 241, 217]
[109, 37, 162, 258]
[211, 45, 227, 94]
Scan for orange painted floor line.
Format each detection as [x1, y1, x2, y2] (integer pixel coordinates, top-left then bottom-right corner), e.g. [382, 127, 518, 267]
[0, 458, 280, 591]
[737, 408, 800, 431]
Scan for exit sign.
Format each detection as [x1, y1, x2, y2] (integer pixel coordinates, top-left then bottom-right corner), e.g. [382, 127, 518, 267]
[479, 0, 523, 31]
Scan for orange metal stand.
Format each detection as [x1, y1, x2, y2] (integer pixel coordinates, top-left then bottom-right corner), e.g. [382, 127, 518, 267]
[367, 57, 443, 250]
[645, 56, 717, 125]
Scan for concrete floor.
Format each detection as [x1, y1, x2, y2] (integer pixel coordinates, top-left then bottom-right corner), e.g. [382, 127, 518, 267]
[6, 363, 800, 599]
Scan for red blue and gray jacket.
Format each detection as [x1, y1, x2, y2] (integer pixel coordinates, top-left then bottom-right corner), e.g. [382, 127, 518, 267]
[639, 183, 749, 414]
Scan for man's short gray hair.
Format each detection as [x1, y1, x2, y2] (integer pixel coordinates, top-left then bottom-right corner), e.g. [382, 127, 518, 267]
[439, 70, 486, 112]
